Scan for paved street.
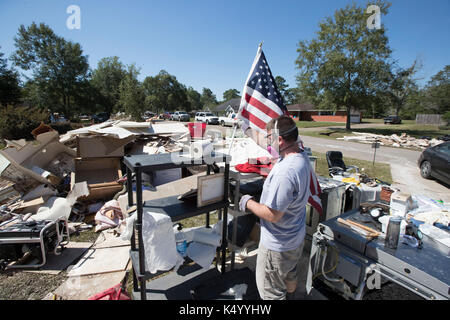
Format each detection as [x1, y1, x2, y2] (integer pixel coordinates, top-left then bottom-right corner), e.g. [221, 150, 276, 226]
[198, 122, 450, 202]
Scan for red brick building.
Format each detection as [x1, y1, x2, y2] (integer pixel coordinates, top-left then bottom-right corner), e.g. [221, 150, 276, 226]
[287, 103, 362, 123]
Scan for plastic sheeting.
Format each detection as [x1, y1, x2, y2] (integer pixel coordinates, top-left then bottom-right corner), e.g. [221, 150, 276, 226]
[142, 209, 183, 274]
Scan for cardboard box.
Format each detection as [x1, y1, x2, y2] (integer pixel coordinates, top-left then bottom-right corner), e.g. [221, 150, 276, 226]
[76, 136, 133, 158]
[71, 157, 123, 201]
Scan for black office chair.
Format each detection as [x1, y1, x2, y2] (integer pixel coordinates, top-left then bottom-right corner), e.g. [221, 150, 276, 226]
[326, 151, 359, 177]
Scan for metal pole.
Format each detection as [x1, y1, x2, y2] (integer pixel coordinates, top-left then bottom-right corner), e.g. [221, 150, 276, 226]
[221, 163, 230, 274]
[227, 122, 238, 155]
[135, 164, 146, 300]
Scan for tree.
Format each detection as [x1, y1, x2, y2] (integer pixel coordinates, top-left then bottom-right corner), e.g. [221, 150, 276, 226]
[222, 89, 240, 102]
[91, 56, 127, 114]
[186, 86, 202, 111]
[295, 2, 392, 129]
[385, 61, 420, 116]
[274, 76, 299, 105]
[423, 65, 450, 114]
[12, 22, 90, 118]
[117, 64, 145, 120]
[143, 70, 190, 113]
[200, 88, 217, 110]
[0, 47, 21, 106]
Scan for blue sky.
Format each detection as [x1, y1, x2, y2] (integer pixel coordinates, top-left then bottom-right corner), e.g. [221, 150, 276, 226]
[0, 0, 449, 100]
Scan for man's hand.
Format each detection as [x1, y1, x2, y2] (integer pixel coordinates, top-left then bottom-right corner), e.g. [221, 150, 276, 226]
[239, 195, 254, 212]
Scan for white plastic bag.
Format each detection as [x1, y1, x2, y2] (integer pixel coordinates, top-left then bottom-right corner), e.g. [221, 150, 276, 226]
[32, 197, 72, 221]
[143, 209, 183, 274]
[120, 214, 137, 241]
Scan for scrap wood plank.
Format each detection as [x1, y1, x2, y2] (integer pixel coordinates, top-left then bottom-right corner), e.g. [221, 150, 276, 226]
[337, 218, 380, 238]
[67, 245, 130, 277]
[53, 270, 127, 300]
[93, 230, 130, 249]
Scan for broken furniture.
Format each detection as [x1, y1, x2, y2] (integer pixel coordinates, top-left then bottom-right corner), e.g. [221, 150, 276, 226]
[0, 217, 69, 270]
[0, 130, 76, 192]
[326, 151, 359, 177]
[123, 152, 231, 300]
[306, 209, 450, 300]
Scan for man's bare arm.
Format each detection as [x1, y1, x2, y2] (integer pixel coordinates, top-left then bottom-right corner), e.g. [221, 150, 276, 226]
[246, 199, 286, 223]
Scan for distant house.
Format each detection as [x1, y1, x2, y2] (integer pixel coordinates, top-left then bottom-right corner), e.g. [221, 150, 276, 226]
[213, 98, 241, 116]
[287, 103, 361, 123]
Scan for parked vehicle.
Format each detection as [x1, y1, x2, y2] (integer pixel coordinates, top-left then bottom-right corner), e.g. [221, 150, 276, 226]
[78, 114, 91, 122]
[195, 112, 219, 125]
[142, 111, 156, 120]
[171, 111, 190, 122]
[218, 112, 242, 127]
[91, 112, 110, 123]
[159, 112, 172, 120]
[384, 115, 402, 124]
[50, 113, 68, 124]
[418, 141, 450, 185]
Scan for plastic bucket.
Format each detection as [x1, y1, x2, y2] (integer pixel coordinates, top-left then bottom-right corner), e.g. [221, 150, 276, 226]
[188, 122, 206, 139]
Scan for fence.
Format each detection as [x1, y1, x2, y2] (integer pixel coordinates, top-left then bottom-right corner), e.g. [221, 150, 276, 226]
[415, 114, 444, 125]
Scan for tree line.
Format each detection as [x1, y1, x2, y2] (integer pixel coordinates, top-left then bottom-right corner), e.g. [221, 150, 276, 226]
[0, 1, 449, 132]
[0, 23, 249, 122]
[294, 1, 449, 129]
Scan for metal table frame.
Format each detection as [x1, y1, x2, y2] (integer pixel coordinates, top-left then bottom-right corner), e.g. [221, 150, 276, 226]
[306, 210, 449, 300]
[123, 152, 231, 300]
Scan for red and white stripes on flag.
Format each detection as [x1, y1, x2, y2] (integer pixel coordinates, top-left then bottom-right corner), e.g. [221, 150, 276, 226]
[237, 45, 323, 215]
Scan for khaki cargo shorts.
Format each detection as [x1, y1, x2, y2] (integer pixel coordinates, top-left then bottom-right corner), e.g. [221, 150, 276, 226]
[255, 241, 304, 300]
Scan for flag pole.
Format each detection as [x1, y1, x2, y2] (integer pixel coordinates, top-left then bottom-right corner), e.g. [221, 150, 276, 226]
[228, 42, 263, 155]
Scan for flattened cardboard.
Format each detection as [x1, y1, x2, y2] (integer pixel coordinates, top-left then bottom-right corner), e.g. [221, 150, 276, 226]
[77, 136, 133, 158]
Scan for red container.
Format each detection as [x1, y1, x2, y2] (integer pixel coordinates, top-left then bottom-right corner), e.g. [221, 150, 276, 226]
[188, 122, 206, 139]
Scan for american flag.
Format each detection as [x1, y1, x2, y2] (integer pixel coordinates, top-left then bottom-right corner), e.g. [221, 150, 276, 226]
[238, 46, 288, 132]
[237, 45, 323, 215]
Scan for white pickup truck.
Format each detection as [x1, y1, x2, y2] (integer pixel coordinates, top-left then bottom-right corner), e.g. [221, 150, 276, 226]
[218, 112, 242, 127]
[195, 112, 219, 125]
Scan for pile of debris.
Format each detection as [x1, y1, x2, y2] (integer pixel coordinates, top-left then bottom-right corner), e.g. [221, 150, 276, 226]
[337, 132, 444, 149]
[0, 120, 193, 274]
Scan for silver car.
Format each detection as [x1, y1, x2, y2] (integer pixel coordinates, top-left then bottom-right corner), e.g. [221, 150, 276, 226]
[172, 111, 190, 122]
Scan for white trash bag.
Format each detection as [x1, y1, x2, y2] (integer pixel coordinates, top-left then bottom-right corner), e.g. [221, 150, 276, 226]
[142, 209, 183, 274]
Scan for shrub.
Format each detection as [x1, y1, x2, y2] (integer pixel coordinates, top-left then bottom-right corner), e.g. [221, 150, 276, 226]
[442, 111, 450, 126]
[49, 122, 74, 135]
[0, 105, 49, 140]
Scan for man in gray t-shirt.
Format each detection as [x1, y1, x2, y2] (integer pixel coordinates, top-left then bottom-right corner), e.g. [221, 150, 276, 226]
[239, 115, 311, 300]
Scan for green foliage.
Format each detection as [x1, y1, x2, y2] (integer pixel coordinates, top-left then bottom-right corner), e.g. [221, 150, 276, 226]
[295, 1, 392, 129]
[222, 88, 240, 102]
[423, 65, 450, 114]
[385, 61, 420, 116]
[91, 56, 127, 114]
[117, 64, 145, 121]
[0, 105, 49, 140]
[0, 48, 21, 106]
[200, 87, 217, 110]
[442, 111, 450, 125]
[12, 22, 90, 118]
[186, 86, 202, 111]
[143, 70, 190, 113]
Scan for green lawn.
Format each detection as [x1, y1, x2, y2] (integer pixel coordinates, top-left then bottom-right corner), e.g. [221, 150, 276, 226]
[295, 121, 346, 128]
[300, 123, 450, 140]
[312, 151, 393, 184]
[361, 118, 415, 125]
